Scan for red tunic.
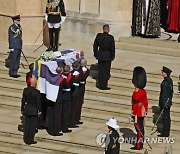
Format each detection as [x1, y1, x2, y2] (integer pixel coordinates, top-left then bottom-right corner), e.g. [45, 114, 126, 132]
[131, 89, 148, 117]
[167, 0, 180, 33]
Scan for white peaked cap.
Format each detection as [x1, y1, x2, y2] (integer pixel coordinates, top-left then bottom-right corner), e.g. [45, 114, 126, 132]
[106, 117, 119, 129]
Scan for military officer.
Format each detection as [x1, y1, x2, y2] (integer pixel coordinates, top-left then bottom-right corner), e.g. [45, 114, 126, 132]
[105, 117, 120, 154]
[158, 66, 173, 137]
[21, 78, 41, 145]
[8, 15, 22, 78]
[45, 0, 66, 52]
[93, 24, 115, 90]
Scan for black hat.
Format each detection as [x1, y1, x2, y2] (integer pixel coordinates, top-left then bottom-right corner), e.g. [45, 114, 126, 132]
[162, 66, 172, 74]
[11, 15, 20, 21]
[132, 66, 147, 89]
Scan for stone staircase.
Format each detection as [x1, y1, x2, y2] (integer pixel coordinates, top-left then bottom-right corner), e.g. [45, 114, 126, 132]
[0, 37, 180, 154]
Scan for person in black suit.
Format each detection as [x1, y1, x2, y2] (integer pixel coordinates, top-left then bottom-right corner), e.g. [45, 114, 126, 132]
[8, 15, 22, 78]
[21, 78, 41, 145]
[45, 0, 66, 52]
[93, 24, 115, 90]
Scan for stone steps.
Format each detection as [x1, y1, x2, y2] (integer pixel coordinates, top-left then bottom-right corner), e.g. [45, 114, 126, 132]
[117, 37, 180, 57]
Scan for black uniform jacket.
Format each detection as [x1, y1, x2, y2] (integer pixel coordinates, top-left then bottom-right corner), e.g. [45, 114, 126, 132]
[159, 76, 173, 109]
[105, 129, 120, 154]
[79, 66, 90, 94]
[93, 32, 115, 61]
[21, 86, 41, 116]
[61, 73, 74, 101]
[46, 0, 66, 23]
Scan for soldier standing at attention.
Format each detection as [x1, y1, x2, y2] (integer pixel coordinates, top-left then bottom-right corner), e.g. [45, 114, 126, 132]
[8, 15, 22, 78]
[21, 78, 41, 145]
[158, 66, 173, 137]
[93, 24, 115, 90]
[131, 66, 148, 150]
[45, 0, 66, 52]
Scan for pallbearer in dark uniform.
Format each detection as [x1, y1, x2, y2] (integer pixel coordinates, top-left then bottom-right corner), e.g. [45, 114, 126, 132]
[69, 61, 81, 128]
[45, 0, 66, 52]
[130, 66, 148, 150]
[93, 24, 115, 90]
[75, 59, 89, 125]
[21, 78, 41, 145]
[158, 66, 173, 137]
[105, 117, 120, 154]
[26, 63, 34, 87]
[61, 65, 73, 133]
[47, 67, 64, 136]
[8, 15, 22, 78]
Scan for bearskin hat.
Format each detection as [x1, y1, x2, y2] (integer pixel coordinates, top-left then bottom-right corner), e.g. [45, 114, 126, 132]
[132, 66, 147, 89]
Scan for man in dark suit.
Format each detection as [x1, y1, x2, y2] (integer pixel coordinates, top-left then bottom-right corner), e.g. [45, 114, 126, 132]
[93, 24, 115, 90]
[21, 78, 41, 145]
[45, 0, 66, 52]
[8, 15, 22, 78]
[158, 66, 173, 137]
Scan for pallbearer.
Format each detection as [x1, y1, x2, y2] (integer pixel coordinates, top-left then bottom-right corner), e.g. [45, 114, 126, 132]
[75, 59, 89, 125]
[130, 66, 148, 150]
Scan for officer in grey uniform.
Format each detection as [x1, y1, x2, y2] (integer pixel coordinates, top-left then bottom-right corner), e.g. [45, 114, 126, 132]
[45, 0, 66, 52]
[8, 15, 22, 78]
[158, 66, 173, 137]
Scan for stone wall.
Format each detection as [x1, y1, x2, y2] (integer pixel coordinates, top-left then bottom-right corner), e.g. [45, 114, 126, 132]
[0, 0, 133, 45]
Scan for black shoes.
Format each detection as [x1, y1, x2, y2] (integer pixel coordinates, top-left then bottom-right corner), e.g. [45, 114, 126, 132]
[68, 125, 79, 128]
[46, 46, 53, 51]
[157, 134, 169, 137]
[9, 74, 21, 78]
[130, 146, 143, 150]
[62, 129, 72, 133]
[75, 121, 83, 125]
[26, 141, 37, 145]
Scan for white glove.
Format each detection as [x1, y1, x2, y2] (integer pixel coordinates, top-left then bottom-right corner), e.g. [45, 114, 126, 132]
[60, 16, 66, 25]
[10, 49, 14, 52]
[45, 13, 48, 22]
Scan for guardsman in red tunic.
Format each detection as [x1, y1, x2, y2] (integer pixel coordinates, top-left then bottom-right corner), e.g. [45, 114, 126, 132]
[130, 66, 148, 150]
[75, 59, 89, 125]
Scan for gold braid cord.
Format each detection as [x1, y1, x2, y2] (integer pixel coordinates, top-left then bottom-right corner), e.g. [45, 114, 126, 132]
[11, 26, 22, 38]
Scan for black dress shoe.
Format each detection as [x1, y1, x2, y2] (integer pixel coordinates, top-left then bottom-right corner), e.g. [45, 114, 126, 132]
[69, 125, 79, 128]
[75, 121, 83, 125]
[31, 141, 37, 144]
[157, 134, 169, 137]
[130, 146, 143, 150]
[52, 133, 63, 136]
[16, 74, 21, 77]
[46, 46, 53, 51]
[62, 129, 72, 133]
[9, 75, 18, 78]
[102, 87, 111, 90]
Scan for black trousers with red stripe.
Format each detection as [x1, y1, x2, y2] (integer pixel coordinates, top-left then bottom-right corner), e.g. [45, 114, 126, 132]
[134, 117, 144, 150]
[23, 115, 37, 144]
[69, 96, 79, 127]
[75, 93, 84, 122]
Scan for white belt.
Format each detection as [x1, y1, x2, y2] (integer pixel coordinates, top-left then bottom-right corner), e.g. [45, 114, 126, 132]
[62, 88, 71, 92]
[80, 81, 85, 84]
[73, 83, 79, 86]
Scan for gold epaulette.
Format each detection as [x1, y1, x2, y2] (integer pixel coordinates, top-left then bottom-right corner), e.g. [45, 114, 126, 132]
[112, 144, 117, 149]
